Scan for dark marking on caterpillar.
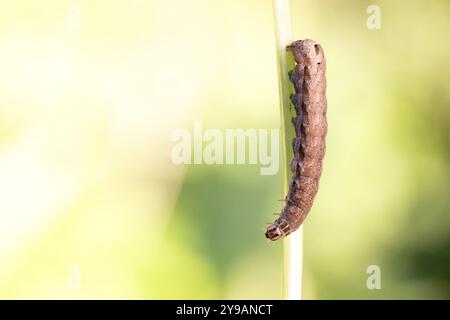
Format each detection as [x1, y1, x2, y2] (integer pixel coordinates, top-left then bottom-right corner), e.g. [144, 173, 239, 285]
[265, 39, 327, 241]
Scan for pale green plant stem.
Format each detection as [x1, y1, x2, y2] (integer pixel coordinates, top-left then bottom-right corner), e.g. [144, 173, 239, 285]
[272, 0, 303, 300]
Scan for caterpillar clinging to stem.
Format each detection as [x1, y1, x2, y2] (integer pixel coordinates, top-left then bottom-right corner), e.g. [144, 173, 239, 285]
[265, 39, 327, 241]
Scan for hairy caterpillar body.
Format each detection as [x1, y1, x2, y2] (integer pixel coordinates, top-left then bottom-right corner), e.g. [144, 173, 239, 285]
[265, 39, 327, 241]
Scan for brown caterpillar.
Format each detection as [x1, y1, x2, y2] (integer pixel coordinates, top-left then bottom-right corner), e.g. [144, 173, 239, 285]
[265, 39, 327, 241]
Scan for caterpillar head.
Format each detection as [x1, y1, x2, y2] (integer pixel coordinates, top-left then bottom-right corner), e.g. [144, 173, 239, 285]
[287, 39, 325, 75]
[265, 218, 290, 241]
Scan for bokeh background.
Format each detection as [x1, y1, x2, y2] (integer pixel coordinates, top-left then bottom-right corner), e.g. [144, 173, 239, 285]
[0, 0, 449, 299]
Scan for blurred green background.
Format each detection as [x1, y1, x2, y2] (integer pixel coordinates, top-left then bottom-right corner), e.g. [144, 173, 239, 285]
[0, 0, 448, 299]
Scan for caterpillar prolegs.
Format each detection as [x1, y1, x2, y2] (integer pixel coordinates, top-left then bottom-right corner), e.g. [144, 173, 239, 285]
[265, 39, 327, 241]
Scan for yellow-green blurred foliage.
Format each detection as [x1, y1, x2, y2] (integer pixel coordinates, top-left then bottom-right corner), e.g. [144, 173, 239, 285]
[0, 0, 448, 299]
